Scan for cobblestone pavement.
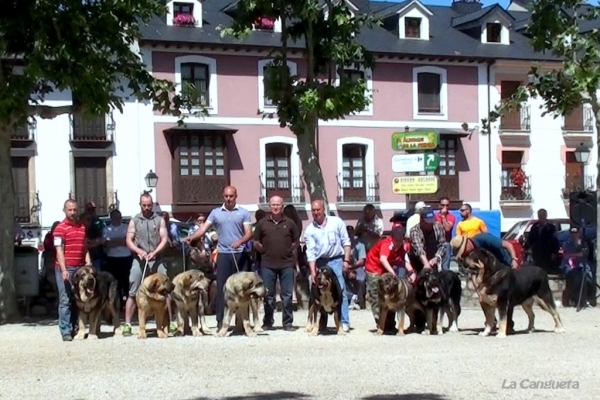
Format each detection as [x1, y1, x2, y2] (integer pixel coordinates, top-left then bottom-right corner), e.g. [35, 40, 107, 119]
[0, 306, 598, 400]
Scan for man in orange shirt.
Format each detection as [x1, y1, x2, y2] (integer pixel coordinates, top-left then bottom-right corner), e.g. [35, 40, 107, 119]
[456, 203, 487, 238]
[364, 227, 416, 327]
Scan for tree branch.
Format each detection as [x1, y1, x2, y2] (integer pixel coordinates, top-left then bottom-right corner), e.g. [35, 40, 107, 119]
[28, 104, 81, 119]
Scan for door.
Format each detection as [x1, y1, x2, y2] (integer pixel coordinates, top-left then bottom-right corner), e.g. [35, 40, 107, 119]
[11, 157, 30, 222]
[74, 157, 108, 215]
[500, 81, 522, 130]
[565, 152, 583, 192]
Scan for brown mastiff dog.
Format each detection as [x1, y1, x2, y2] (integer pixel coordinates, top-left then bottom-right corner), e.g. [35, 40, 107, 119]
[171, 270, 211, 336]
[136, 273, 174, 339]
[376, 272, 417, 336]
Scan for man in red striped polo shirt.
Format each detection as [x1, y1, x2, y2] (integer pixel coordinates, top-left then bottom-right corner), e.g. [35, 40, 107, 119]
[53, 199, 91, 341]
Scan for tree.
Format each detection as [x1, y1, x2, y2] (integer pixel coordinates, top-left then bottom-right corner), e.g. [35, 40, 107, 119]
[0, 0, 202, 323]
[219, 0, 378, 210]
[483, 0, 600, 299]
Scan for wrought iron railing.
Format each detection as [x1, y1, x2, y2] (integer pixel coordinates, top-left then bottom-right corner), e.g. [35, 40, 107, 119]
[499, 174, 532, 201]
[562, 175, 596, 199]
[259, 174, 305, 204]
[563, 105, 594, 132]
[336, 173, 380, 203]
[10, 121, 36, 142]
[500, 103, 531, 131]
[14, 191, 41, 225]
[70, 112, 115, 141]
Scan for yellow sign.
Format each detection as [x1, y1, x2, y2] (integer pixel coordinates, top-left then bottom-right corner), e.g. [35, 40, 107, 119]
[392, 176, 439, 194]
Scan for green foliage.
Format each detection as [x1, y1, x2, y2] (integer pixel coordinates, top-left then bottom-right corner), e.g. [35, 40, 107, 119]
[0, 0, 205, 129]
[484, 0, 600, 130]
[219, 0, 380, 129]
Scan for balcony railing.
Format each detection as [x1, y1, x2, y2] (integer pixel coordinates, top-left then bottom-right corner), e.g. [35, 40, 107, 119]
[336, 173, 380, 203]
[563, 105, 594, 132]
[69, 191, 119, 216]
[500, 104, 531, 131]
[14, 192, 42, 225]
[499, 174, 532, 201]
[69, 112, 115, 147]
[10, 121, 36, 147]
[259, 174, 305, 204]
[562, 175, 596, 199]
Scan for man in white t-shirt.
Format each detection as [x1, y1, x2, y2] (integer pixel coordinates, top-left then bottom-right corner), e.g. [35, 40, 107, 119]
[102, 209, 133, 301]
[405, 201, 428, 238]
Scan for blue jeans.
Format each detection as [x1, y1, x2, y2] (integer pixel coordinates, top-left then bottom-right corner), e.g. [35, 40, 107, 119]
[441, 243, 452, 271]
[316, 257, 349, 326]
[55, 267, 79, 337]
[261, 265, 295, 327]
[394, 266, 408, 278]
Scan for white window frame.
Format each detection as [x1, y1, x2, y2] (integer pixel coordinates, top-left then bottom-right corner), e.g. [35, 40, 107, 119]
[336, 137, 376, 201]
[412, 66, 448, 121]
[397, 0, 432, 41]
[174, 55, 218, 115]
[257, 59, 297, 113]
[259, 136, 301, 201]
[166, 0, 202, 27]
[480, 15, 510, 45]
[334, 66, 374, 116]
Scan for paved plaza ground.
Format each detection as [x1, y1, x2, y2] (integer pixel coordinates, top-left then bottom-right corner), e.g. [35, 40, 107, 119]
[0, 306, 598, 400]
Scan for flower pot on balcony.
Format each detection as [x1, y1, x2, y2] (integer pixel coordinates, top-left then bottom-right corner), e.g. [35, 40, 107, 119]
[173, 14, 197, 27]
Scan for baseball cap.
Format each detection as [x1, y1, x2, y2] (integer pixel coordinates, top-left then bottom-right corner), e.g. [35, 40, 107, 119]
[415, 201, 428, 211]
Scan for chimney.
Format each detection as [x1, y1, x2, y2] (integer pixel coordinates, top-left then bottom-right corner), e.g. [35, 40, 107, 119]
[451, 0, 483, 15]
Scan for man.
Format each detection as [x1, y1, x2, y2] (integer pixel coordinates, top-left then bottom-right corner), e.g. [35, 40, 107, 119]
[304, 200, 352, 332]
[123, 193, 171, 336]
[53, 199, 92, 341]
[84, 202, 105, 271]
[159, 211, 181, 249]
[184, 186, 253, 330]
[102, 209, 132, 302]
[345, 226, 367, 310]
[434, 196, 456, 271]
[253, 196, 299, 331]
[364, 227, 415, 327]
[408, 207, 446, 272]
[456, 203, 487, 238]
[526, 208, 559, 272]
[405, 201, 428, 238]
[354, 204, 384, 252]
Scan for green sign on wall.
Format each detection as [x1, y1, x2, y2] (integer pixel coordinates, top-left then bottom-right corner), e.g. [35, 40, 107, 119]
[425, 153, 440, 172]
[392, 131, 439, 151]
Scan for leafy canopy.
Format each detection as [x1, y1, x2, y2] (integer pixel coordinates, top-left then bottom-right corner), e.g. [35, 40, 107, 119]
[218, 0, 380, 129]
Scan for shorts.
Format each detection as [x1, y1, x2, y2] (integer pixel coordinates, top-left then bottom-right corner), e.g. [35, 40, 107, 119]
[128, 257, 168, 298]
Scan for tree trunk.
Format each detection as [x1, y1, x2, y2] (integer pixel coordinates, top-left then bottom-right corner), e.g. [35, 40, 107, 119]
[295, 119, 330, 213]
[0, 127, 18, 323]
[595, 110, 600, 306]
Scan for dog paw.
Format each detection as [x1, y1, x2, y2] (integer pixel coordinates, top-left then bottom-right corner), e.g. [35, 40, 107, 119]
[191, 329, 201, 337]
[74, 332, 85, 340]
[337, 329, 346, 336]
[157, 332, 168, 339]
[113, 328, 122, 336]
[216, 329, 228, 338]
[375, 329, 384, 336]
[396, 330, 405, 337]
[497, 332, 507, 339]
[174, 330, 184, 337]
[245, 331, 257, 338]
[305, 324, 312, 333]
[448, 324, 459, 333]
[309, 329, 319, 337]
[555, 327, 566, 334]
[421, 329, 431, 336]
[479, 328, 491, 337]
[253, 326, 264, 333]
[137, 332, 147, 340]
[87, 334, 98, 340]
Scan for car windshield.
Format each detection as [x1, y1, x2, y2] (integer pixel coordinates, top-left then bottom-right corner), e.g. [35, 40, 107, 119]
[503, 221, 525, 240]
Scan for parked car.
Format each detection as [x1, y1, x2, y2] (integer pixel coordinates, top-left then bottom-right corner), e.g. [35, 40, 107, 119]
[502, 219, 571, 264]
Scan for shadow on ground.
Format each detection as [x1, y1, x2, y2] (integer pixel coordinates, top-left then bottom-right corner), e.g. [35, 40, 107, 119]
[185, 391, 449, 400]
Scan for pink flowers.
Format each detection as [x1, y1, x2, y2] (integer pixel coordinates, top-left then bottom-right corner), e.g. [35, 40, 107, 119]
[254, 16, 275, 30]
[173, 13, 196, 26]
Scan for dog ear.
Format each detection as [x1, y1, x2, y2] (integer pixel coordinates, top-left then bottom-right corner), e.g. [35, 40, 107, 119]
[147, 276, 159, 293]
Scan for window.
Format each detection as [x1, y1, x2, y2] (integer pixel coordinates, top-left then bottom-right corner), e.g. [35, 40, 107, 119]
[262, 66, 274, 107]
[265, 143, 291, 199]
[12, 157, 30, 223]
[336, 66, 373, 115]
[342, 69, 365, 83]
[501, 150, 525, 198]
[486, 23, 502, 43]
[257, 59, 297, 111]
[342, 144, 366, 201]
[175, 55, 217, 113]
[417, 73, 441, 113]
[168, 0, 201, 27]
[254, 16, 276, 31]
[178, 135, 225, 177]
[173, 2, 193, 15]
[413, 137, 459, 202]
[74, 157, 108, 215]
[413, 66, 447, 120]
[405, 17, 421, 38]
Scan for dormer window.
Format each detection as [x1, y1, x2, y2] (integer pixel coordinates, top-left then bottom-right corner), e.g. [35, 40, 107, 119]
[405, 17, 421, 38]
[486, 23, 502, 43]
[254, 16, 275, 31]
[167, 0, 202, 27]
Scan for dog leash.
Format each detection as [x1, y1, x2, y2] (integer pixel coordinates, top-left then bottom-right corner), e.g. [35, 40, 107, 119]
[141, 258, 150, 279]
[182, 242, 187, 272]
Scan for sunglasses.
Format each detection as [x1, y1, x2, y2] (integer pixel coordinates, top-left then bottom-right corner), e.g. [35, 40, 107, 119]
[459, 208, 468, 212]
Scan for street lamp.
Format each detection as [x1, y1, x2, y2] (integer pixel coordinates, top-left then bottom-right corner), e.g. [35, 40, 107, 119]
[144, 170, 159, 193]
[574, 142, 590, 190]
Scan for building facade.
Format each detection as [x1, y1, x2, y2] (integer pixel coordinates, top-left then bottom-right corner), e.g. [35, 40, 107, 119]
[10, 0, 597, 233]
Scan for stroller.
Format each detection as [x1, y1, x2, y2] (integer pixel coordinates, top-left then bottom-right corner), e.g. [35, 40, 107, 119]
[560, 253, 597, 310]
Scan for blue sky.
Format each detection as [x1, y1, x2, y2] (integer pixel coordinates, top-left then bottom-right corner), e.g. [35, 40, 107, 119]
[386, 0, 512, 8]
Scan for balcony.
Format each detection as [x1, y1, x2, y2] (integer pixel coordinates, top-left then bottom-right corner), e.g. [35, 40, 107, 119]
[10, 121, 36, 148]
[69, 191, 119, 216]
[499, 104, 531, 146]
[14, 192, 41, 225]
[336, 173, 380, 211]
[258, 174, 306, 210]
[498, 174, 532, 209]
[562, 105, 594, 147]
[69, 112, 115, 149]
[562, 175, 596, 204]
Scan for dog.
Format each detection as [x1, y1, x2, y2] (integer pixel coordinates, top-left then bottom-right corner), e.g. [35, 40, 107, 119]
[72, 266, 121, 340]
[171, 270, 211, 337]
[216, 271, 266, 337]
[463, 248, 565, 338]
[376, 272, 417, 336]
[306, 266, 344, 336]
[136, 273, 174, 339]
[415, 268, 462, 335]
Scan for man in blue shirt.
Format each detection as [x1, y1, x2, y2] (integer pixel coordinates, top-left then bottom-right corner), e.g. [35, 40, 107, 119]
[185, 186, 253, 330]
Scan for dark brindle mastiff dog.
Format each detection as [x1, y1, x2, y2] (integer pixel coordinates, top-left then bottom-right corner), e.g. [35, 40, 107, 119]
[172, 270, 211, 337]
[464, 248, 565, 338]
[415, 268, 462, 335]
[306, 266, 344, 336]
[217, 271, 266, 338]
[377, 272, 417, 336]
[72, 266, 121, 340]
[136, 274, 175, 339]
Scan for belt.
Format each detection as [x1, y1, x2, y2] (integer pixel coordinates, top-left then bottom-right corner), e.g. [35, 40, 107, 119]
[318, 255, 344, 261]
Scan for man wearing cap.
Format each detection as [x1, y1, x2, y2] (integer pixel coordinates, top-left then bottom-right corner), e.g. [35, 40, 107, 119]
[405, 201, 427, 238]
[408, 207, 446, 272]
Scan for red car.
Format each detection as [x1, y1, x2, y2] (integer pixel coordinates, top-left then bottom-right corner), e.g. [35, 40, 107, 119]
[502, 219, 571, 264]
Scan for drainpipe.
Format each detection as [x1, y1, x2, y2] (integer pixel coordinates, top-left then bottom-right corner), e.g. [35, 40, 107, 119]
[487, 60, 494, 210]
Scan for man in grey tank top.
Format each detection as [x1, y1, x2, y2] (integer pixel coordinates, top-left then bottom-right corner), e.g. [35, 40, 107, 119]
[122, 193, 171, 336]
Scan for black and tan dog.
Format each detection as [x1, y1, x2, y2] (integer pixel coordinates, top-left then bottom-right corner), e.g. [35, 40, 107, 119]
[72, 266, 121, 340]
[415, 268, 462, 335]
[171, 270, 211, 337]
[216, 271, 266, 338]
[464, 248, 565, 338]
[136, 273, 175, 339]
[376, 272, 417, 336]
[306, 266, 344, 336]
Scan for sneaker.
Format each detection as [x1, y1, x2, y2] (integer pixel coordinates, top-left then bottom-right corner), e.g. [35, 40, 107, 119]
[342, 323, 350, 333]
[122, 323, 133, 336]
[169, 322, 177, 334]
[62, 334, 73, 342]
[283, 325, 295, 332]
